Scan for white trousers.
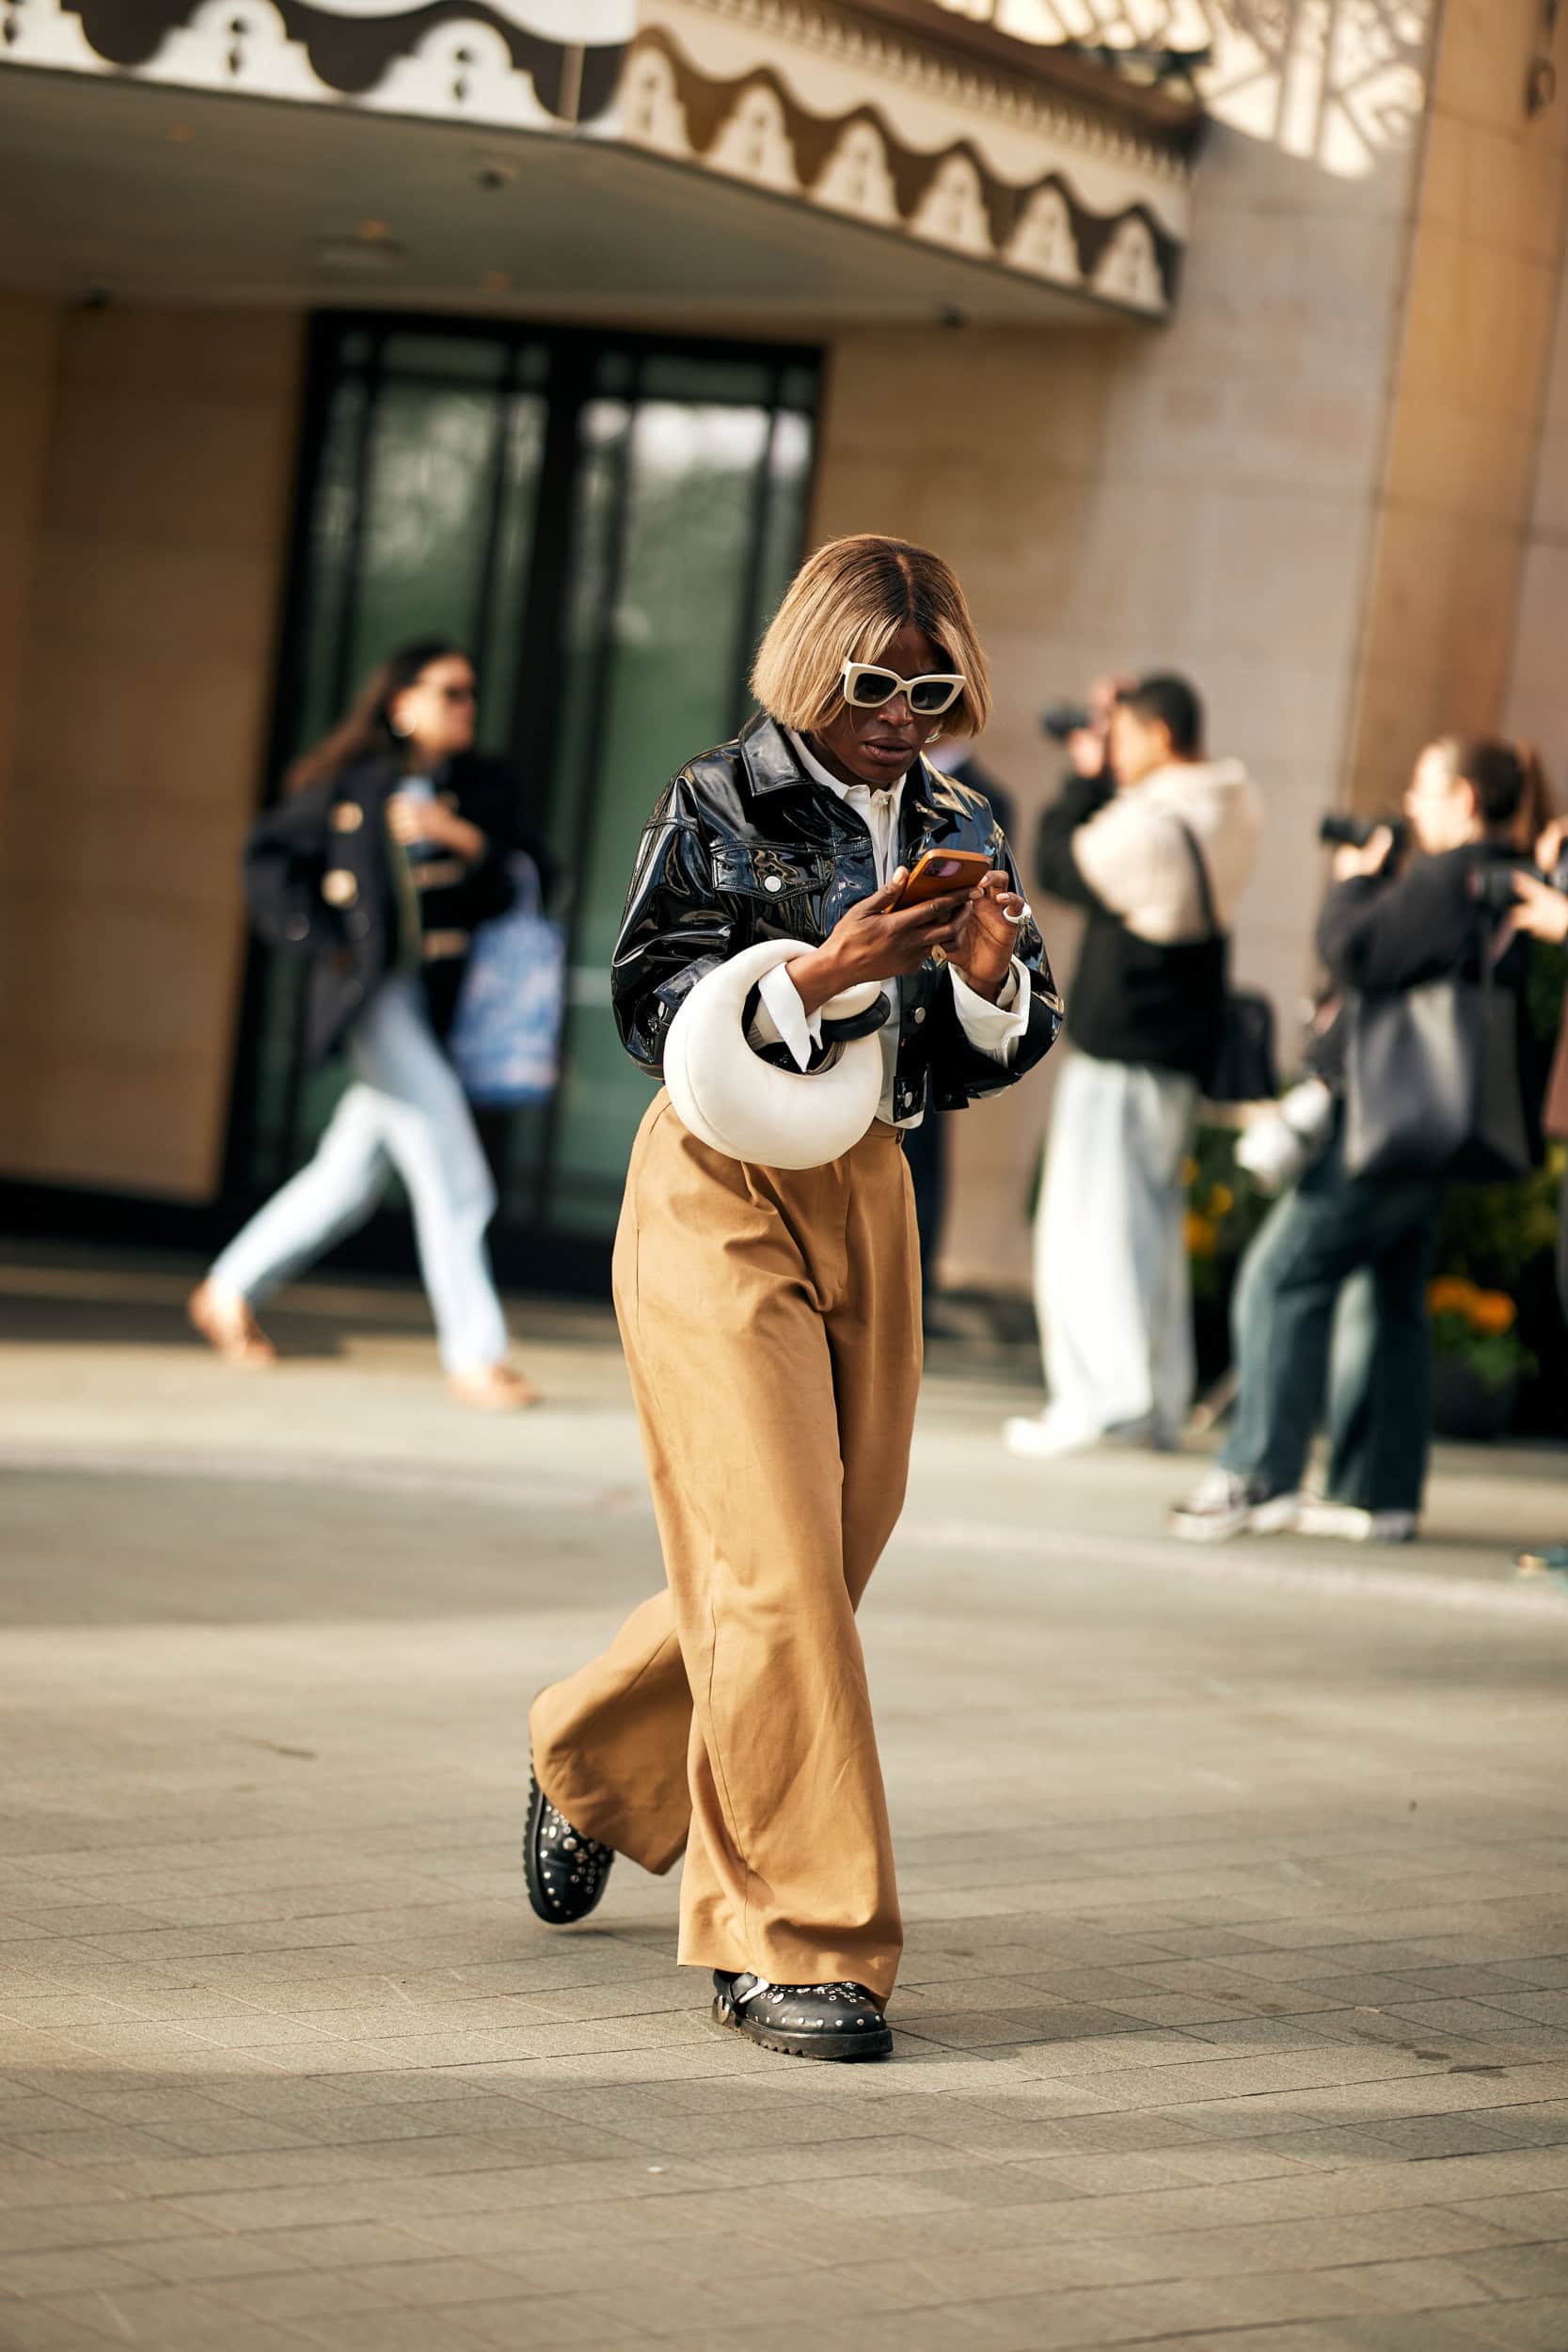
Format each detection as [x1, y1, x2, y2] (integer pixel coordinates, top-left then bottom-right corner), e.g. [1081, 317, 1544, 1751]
[1034, 1051, 1198, 1446]
[212, 976, 508, 1375]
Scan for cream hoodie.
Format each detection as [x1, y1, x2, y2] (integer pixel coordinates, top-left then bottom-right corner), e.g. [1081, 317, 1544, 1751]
[1072, 756, 1261, 944]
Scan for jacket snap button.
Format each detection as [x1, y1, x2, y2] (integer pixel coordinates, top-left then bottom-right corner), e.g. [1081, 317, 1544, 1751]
[914, 1006, 927, 1024]
[322, 868, 358, 908]
[764, 874, 784, 893]
[285, 914, 309, 943]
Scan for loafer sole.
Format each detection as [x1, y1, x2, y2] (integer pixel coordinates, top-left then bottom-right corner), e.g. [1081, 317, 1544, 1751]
[522, 1769, 612, 1926]
[708, 1993, 893, 2062]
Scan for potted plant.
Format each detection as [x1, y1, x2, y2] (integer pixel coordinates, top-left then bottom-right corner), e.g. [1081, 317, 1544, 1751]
[1427, 1278, 1536, 1440]
[1184, 1123, 1271, 1386]
[1432, 1145, 1563, 1437]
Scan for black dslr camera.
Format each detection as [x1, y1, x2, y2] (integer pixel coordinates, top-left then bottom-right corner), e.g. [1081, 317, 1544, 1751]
[1319, 811, 1410, 857]
[1469, 855, 1563, 914]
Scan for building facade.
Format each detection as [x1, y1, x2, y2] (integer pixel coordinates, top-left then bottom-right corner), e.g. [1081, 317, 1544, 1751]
[1, 0, 1565, 1294]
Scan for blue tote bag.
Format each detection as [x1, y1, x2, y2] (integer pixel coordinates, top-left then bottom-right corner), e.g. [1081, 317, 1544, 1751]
[447, 854, 566, 1108]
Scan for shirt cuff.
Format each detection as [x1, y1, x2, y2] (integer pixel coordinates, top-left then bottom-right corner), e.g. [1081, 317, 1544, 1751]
[949, 958, 1030, 1063]
[750, 960, 823, 1071]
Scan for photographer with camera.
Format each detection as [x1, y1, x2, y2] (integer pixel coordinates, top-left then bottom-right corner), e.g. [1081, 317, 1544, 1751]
[1507, 819, 1568, 1578]
[1008, 673, 1260, 1459]
[1174, 736, 1541, 1544]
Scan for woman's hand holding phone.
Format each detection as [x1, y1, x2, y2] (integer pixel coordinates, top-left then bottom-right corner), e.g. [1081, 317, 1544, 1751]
[786, 865, 1027, 1016]
[388, 792, 485, 863]
[786, 871, 966, 1016]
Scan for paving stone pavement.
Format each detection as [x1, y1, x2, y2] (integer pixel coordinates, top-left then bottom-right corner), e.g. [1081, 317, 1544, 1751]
[3, 1254, 1568, 2352]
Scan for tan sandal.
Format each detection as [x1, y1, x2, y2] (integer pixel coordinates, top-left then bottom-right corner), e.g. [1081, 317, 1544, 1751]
[450, 1364, 541, 1412]
[187, 1279, 277, 1369]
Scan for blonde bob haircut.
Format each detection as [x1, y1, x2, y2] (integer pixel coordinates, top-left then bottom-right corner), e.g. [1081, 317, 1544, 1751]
[751, 533, 991, 739]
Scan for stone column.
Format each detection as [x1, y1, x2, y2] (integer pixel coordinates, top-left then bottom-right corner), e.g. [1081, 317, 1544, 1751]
[0, 294, 60, 859]
[0, 305, 302, 1198]
[1344, 0, 1568, 812]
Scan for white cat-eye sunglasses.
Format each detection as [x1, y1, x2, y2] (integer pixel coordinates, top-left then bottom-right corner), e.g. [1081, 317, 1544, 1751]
[840, 660, 967, 717]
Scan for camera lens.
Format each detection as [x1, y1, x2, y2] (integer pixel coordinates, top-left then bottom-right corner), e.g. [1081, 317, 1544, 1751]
[1319, 813, 1374, 849]
[1319, 813, 1408, 856]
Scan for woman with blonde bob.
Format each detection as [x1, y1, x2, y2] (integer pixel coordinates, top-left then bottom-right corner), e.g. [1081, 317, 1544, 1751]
[524, 535, 1060, 2058]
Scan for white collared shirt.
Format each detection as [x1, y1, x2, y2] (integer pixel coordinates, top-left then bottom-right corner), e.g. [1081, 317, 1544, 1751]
[747, 730, 1031, 1128]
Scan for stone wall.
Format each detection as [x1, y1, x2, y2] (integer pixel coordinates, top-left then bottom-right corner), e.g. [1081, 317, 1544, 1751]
[1509, 254, 1568, 787]
[1350, 0, 1568, 814]
[812, 3, 1440, 1294]
[1506, 52, 1568, 795]
[0, 307, 301, 1199]
[0, 295, 58, 854]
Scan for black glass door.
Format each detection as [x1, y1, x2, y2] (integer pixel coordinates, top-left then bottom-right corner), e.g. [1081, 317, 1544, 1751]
[231, 313, 818, 1279]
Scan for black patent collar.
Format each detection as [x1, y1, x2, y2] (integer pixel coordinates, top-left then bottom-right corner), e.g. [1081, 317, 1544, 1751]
[739, 711, 952, 827]
[738, 712, 809, 796]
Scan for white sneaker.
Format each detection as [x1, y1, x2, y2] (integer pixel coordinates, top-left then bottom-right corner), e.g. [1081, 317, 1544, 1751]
[1171, 1470, 1299, 1542]
[1295, 1502, 1418, 1546]
[1004, 1412, 1169, 1461]
[1004, 1413, 1101, 1461]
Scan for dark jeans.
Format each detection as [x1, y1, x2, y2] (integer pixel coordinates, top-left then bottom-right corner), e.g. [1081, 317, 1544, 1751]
[903, 1105, 948, 1324]
[1222, 1117, 1443, 1514]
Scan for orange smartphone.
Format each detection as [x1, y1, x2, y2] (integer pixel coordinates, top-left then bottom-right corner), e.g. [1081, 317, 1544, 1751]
[895, 848, 992, 908]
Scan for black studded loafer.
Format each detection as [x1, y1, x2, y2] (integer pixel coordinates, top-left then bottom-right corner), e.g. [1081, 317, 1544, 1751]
[710, 1972, 893, 2060]
[522, 1769, 614, 1924]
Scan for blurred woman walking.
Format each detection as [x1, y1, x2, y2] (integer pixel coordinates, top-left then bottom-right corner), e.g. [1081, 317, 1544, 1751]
[190, 639, 541, 1409]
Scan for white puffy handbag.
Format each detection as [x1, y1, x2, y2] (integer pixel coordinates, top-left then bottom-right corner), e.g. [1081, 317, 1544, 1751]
[662, 939, 887, 1169]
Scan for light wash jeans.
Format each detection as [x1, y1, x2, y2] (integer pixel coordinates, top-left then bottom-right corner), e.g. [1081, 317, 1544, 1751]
[1034, 1051, 1199, 1446]
[212, 975, 508, 1375]
[1221, 1114, 1441, 1513]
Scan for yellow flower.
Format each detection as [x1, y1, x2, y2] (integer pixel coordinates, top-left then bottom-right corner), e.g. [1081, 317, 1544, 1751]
[1428, 1277, 1475, 1318]
[1471, 1291, 1517, 1336]
[1209, 1183, 1235, 1217]
[1185, 1212, 1218, 1259]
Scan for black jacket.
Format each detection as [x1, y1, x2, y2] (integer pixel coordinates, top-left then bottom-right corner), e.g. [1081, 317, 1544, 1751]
[611, 715, 1062, 1122]
[1317, 841, 1527, 994]
[244, 750, 538, 1065]
[1312, 842, 1541, 1113]
[1035, 771, 1224, 1079]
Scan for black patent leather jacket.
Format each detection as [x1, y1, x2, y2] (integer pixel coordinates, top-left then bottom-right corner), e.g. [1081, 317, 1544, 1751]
[611, 715, 1063, 1121]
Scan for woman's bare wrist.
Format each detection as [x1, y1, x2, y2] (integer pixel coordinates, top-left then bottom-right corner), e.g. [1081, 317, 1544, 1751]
[785, 945, 847, 1018]
[953, 961, 1005, 1003]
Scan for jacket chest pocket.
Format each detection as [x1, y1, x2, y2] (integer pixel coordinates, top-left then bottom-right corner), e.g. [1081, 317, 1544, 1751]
[711, 842, 833, 902]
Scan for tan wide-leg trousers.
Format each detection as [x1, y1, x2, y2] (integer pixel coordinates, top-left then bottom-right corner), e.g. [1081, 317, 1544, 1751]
[530, 1092, 922, 2003]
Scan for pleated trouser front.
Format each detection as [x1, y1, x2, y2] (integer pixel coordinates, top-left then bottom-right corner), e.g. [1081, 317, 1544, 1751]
[530, 1091, 922, 2002]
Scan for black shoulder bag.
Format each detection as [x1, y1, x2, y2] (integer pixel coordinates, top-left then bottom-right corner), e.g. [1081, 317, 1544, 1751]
[1177, 820, 1278, 1104]
[1341, 912, 1532, 1184]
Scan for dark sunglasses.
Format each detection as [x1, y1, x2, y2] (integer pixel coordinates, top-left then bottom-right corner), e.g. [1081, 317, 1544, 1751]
[841, 660, 966, 718]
